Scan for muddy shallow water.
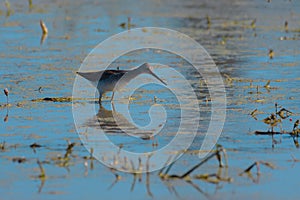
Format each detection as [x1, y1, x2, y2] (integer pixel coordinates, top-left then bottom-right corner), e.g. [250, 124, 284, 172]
[0, 0, 300, 199]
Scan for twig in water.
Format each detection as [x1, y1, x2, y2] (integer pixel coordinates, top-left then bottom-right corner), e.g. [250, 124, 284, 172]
[40, 20, 48, 44]
[186, 180, 210, 198]
[28, 0, 33, 9]
[130, 173, 137, 192]
[269, 49, 274, 59]
[250, 108, 258, 120]
[146, 154, 153, 197]
[40, 20, 48, 35]
[239, 161, 275, 183]
[107, 170, 121, 190]
[0, 141, 5, 151]
[290, 154, 300, 162]
[179, 147, 224, 179]
[160, 152, 182, 179]
[5, 0, 13, 16]
[37, 159, 46, 179]
[3, 88, 9, 105]
[158, 155, 172, 177]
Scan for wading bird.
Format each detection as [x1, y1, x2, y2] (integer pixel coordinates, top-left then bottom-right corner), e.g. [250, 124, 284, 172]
[276, 108, 292, 119]
[263, 113, 276, 125]
[263, 113, 281, 132]
[77, 63, 167, 104]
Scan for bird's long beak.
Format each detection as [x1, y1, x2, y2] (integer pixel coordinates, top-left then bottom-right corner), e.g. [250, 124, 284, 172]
[148, 70, 167, 85]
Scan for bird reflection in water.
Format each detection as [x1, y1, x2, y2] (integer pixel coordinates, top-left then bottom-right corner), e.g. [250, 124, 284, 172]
[85, 104, 156, 141]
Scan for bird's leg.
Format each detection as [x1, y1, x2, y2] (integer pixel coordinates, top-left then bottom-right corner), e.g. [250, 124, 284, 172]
[111, 92, 115, 103]
[98, 93, 102, 105]
[112, 102, 116, 112]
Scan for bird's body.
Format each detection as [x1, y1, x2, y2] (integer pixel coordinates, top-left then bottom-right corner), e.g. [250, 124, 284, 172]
[263, 113, 281, 132]
[77, 63, 166, 103]
[263, 113, 276, 125]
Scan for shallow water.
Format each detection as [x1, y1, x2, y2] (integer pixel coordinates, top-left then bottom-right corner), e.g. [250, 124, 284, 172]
[0, 0, 300, 199]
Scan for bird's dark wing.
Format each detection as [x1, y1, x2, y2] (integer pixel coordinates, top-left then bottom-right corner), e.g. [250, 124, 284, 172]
[76, 70, 128, 83]
[100, 70, 128, 81]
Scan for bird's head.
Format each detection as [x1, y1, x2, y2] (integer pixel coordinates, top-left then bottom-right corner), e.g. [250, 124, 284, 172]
[138, 63, 167, 85]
